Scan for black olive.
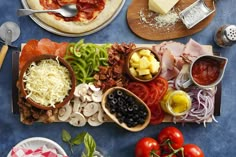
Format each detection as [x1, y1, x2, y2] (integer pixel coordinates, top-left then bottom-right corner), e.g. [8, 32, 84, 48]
[116, 112, 123, 119]
[116, 90, 123, 96]
[128, 105, 134, 112]
[138, 118, 145, 124]
[111, 98, 118, 105]
[133, 104, 139, 111]
[110, 108, 116, 114]
[118, 116, 125, 123]
[108, 93, 114, 100]
[133, 114, 139, 120]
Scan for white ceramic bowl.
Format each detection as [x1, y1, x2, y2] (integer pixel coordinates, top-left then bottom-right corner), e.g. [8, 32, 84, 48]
[7, 137, 67, 157]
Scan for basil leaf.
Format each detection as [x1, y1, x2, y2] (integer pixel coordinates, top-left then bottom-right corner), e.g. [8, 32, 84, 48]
[83, 133, 96, 157]
[71, 131, 86, 145]
[62, 129, 71, 143]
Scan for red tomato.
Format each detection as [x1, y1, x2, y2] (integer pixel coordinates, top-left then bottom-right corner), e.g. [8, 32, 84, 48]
[145, 83, 160, 106]
[127, 82, 149, 102]
[135, 137, 161, 157]
[152, 77, 168, 100]
[149, 103, 165, 125]
[183, 144, 204, 157]
[157, 127, 184, 151]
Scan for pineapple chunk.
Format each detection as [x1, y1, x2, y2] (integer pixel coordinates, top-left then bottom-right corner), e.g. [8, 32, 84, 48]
[129, 67, 138, 77]
[130, 52, 140, 63]
[148, 55, 156, 62]
[138, 49, 151, 56]
[150, 60, 160, 74]
[131, 62, 140, 68]
[139, 56, 151, 69]
[143, 74, 153, 80]
[137, 69, 150, 76]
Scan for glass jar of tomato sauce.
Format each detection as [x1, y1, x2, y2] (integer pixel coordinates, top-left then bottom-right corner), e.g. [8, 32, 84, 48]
[161, 90, 191, 116]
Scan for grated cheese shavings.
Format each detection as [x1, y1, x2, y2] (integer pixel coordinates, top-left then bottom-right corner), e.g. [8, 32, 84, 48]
[23, 59, 72, 108]
[139, 8, 180, 29]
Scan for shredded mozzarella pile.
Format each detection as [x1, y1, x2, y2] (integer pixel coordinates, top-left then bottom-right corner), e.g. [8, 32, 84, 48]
[23, 59, 72, 107]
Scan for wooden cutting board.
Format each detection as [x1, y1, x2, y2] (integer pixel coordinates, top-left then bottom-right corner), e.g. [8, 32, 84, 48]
[127, 0, 215, 40]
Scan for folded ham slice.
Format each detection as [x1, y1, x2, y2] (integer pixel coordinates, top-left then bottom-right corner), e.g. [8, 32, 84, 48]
[183, 38, 212, 62]
[153, 41, 185, 80]
[152, 39, 212, 80]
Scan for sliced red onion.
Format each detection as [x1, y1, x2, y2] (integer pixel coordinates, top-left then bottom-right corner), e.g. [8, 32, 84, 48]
[173, 86, 217, 127]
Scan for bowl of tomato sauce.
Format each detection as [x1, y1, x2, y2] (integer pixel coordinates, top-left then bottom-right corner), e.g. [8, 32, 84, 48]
[190, 55, 228, 88]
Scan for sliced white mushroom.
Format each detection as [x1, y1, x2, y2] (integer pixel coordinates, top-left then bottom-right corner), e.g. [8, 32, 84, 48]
[79, 95, 87, 102]
[85, 95, 93, 102]
[88, 113, 103, 126]
[72, 97, 81, 113]
[69, 112, 86, 127]
[97, 105, 105, 123]
[83, 102, 99, 117]
[58, 102, 72, 121]
[88, 82, 100, 92]
[91, 90, 103, 102]
[74, 83, 89, 97]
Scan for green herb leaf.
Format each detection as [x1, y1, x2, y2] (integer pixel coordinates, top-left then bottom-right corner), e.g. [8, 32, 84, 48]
[62, 129, 71, 143]
[83, 133, 96, 157]
[71, 131, 86, 145]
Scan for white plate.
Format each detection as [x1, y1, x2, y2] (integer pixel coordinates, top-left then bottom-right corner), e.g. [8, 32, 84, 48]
[20, 0, 126, 37]
[7, 137, 67, 157]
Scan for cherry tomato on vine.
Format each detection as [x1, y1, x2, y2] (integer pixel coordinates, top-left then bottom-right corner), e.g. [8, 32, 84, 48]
[135, 137, 161, 157]
[157, 127, 184, 152]
[182, 144, 204, 157]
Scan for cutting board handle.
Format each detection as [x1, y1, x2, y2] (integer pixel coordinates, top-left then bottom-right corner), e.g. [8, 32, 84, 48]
[0, 45, 9, 68]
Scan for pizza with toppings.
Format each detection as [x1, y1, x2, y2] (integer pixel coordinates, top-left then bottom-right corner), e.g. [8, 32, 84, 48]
[26, 0, 122, 33]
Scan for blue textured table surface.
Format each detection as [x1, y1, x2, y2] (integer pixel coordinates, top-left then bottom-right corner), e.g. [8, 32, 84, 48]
[1, 1, 236, 156]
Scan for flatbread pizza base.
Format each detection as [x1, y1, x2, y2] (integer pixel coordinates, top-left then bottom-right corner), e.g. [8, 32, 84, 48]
[26, 0, 122, 34]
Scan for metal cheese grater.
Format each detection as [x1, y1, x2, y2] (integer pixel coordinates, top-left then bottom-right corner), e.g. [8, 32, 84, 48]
[179, 0, 216, 29]
[214, 25, 236, 47]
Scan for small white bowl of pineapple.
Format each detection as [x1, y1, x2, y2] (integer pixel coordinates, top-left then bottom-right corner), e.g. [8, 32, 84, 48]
[126, 47, 161, 82]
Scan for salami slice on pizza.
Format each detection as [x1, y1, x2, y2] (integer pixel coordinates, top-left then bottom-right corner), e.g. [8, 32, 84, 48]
[26, 0, 122, 33]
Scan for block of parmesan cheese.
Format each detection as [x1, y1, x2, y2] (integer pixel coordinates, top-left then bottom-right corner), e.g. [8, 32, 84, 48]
[149, 0, 179, 14]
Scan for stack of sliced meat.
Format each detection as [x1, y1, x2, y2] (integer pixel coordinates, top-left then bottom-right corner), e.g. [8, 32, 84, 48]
[152, 39, 213, 80]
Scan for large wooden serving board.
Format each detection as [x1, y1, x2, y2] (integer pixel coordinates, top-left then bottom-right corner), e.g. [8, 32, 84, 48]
[127, 0, 216, 40]
[12, 43, 221, 124]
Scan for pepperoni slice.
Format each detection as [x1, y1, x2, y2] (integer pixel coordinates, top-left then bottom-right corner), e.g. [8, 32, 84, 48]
[37, 38, 58, 55]
[54, 42, 68, 57]
[20, 40, 41, 70]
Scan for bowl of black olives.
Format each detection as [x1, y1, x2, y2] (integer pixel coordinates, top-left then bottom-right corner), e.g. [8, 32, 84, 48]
[101, 87, 151, 132]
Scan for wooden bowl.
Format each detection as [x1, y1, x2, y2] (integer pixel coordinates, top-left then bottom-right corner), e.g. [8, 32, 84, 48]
[126, 47, 161, 82]
[19, 54, 76, 110]
[101, 87, 151, 132]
